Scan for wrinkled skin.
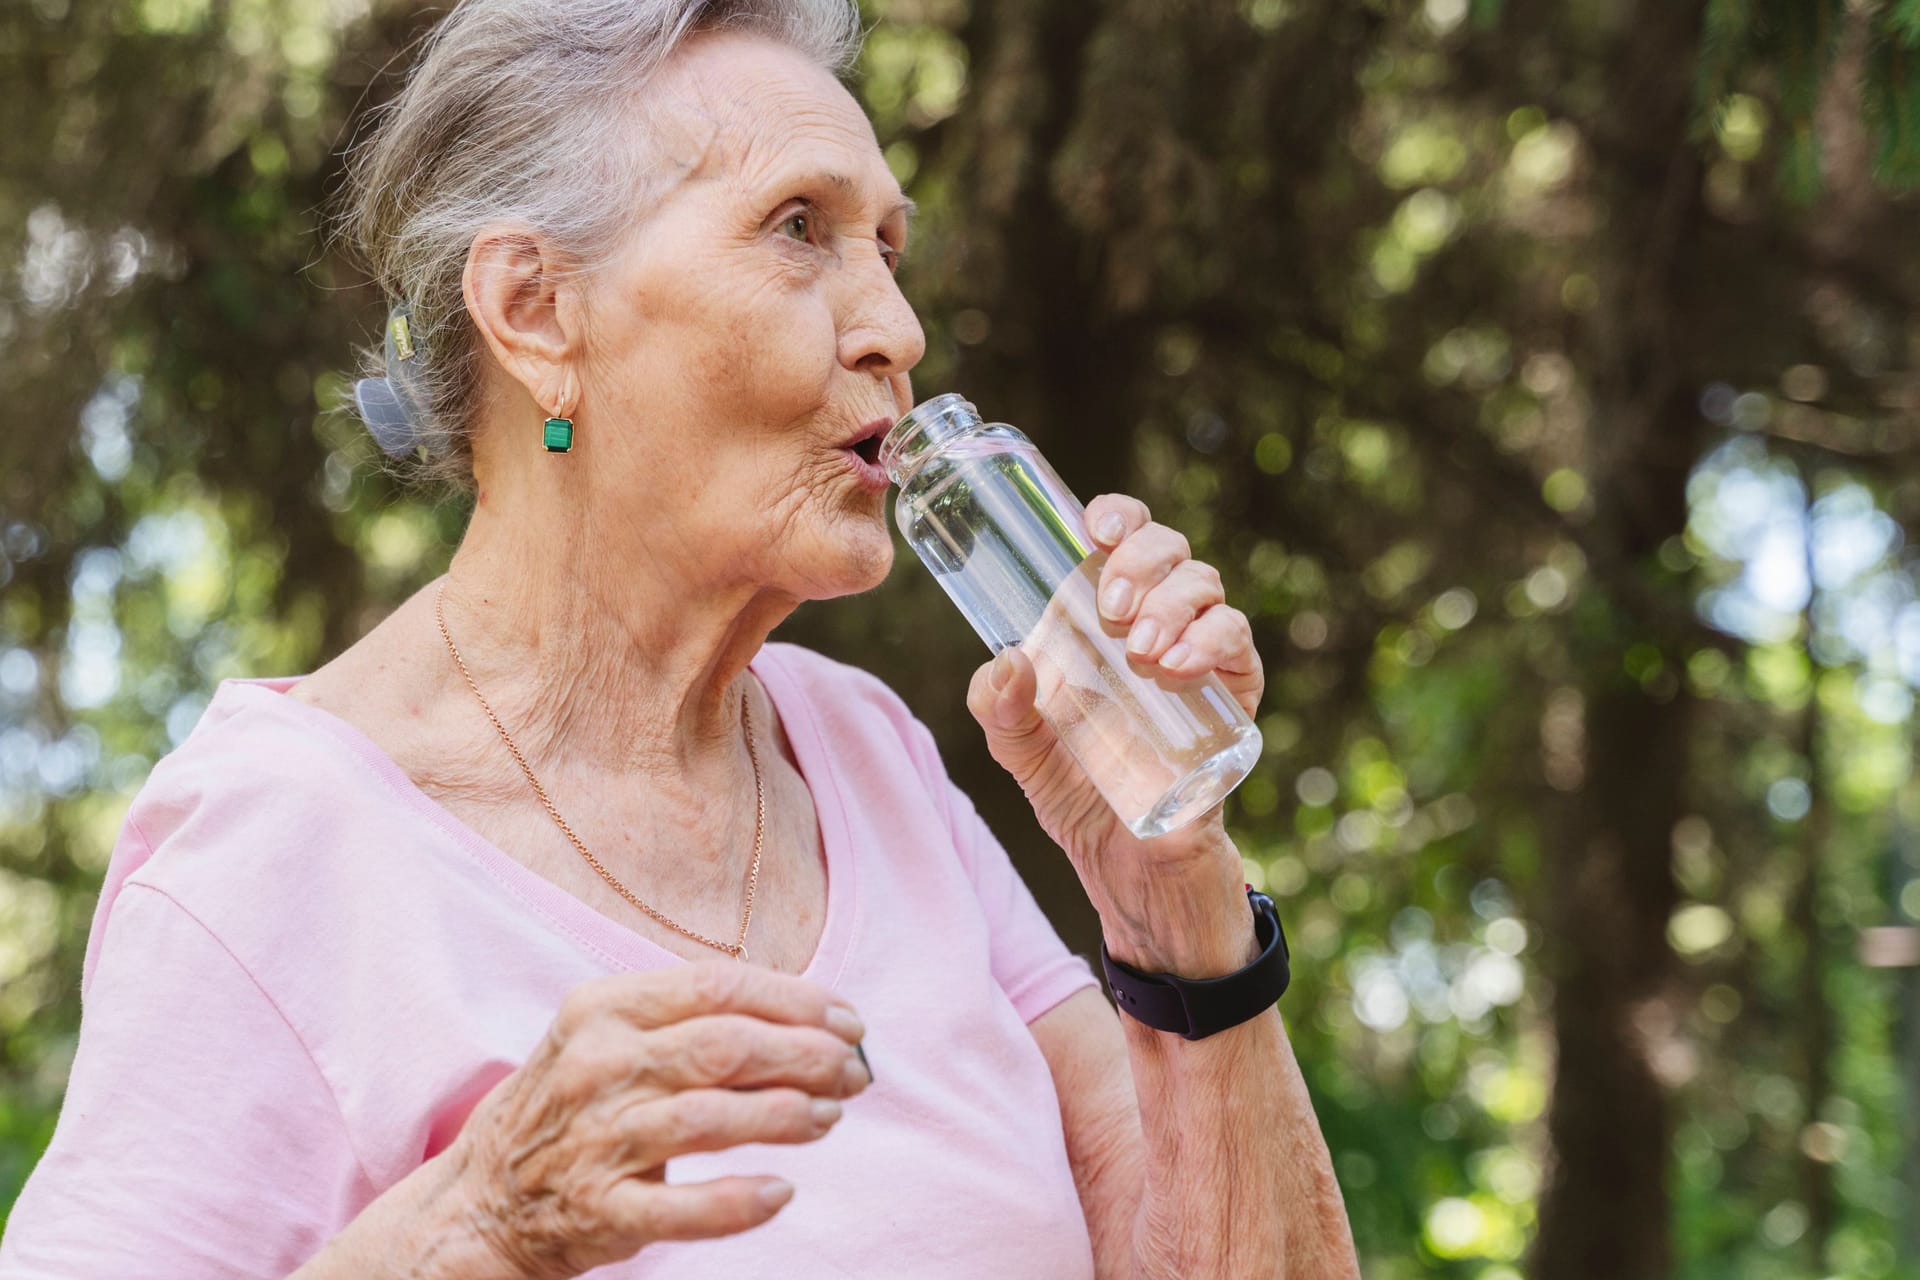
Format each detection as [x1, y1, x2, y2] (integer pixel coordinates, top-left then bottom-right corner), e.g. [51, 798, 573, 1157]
[452, 964, 869, 1279]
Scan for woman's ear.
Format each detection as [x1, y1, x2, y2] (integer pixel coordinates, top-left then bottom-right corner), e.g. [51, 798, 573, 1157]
[463, 226, 586, 416]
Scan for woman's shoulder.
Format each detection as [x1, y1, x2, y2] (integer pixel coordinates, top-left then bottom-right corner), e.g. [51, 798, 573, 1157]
[757, 639, 900, 700]
[112, 601, 474, 906]
[81, 668, 416, 991]
[757, 641, 931, 742]
[137, 673, 380, 816]
[139, 584, 442, 808]
[756, 640, 957, 794]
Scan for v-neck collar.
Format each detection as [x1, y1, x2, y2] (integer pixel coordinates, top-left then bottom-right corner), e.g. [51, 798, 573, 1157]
[216, 644, 858, 985]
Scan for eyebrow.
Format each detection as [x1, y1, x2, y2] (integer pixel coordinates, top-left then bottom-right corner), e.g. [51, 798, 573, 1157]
[820, 170, 917, 222]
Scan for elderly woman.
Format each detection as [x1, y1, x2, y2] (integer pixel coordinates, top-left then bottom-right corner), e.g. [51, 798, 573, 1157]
[1, 3, 1356, 1277]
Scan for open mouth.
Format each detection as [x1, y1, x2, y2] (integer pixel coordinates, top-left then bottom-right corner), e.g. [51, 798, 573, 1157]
[836, 416, 894, 492]
[841, 417, 891, 469]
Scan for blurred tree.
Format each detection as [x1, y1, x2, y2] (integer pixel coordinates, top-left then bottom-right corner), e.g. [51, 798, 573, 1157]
[2, 1, 1917, 1277]
[856, 0, 1920, 1276]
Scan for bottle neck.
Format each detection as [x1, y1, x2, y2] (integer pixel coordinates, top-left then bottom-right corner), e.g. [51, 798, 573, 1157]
[880, 393, 983, 486]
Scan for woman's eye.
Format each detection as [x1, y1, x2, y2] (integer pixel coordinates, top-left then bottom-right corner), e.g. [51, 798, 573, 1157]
[779, 209, 813, 241]
[879, 243, 902, 273]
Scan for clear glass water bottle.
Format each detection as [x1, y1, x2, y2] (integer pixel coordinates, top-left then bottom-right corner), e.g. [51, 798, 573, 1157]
[880, 393, 1263, 839]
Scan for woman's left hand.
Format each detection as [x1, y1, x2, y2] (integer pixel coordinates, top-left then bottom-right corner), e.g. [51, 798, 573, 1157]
[965, 494, 1265, 973]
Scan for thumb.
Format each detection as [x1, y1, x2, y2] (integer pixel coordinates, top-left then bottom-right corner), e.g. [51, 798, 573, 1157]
[965, 647, 1058, 784]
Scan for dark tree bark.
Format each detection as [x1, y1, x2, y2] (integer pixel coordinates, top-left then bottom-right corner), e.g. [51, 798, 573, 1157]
[1532, 3, 1708, 1276]
[892, 0, 1389, 958]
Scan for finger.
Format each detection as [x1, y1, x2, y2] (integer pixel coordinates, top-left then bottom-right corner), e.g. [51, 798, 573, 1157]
[1158, 604, 1265, 713]
[1096, 522, 1192, 626]
[605, 1174, 797, 1245]
[640, 1014, 872, 1098]
[559, 962, 865, 1045]
[616, 1087, 842, 1169]
[965, 647, 1054, 773]
[1123, 559, 1225, 663]
[1084, 494, 1153, 550]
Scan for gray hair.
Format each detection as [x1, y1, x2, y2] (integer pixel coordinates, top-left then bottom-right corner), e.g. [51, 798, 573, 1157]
[338, 0, 865, 492]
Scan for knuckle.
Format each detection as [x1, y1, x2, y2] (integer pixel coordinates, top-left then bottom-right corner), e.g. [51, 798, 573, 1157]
[807, 1033, 854, 1090]
[1130, 524, 1187, 571]
[555, 978, 613, 1037]
[769, 1088, 820, 1136]
[561, 1027, 632, 1088]
[1140, 590, 1194, 626]
[686, 961, 743, 1010]
[766, 1027, 834, 1089]
[685, 1023, 751, 1082]
[659, 1092, 728, 1150]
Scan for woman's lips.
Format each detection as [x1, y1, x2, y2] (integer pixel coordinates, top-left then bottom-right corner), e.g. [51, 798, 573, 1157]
[839, 442, 891, 492]
[837, 418, 893, 493]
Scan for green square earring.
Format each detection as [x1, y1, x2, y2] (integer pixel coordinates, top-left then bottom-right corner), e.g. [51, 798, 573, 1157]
[542, 414, 574, 453]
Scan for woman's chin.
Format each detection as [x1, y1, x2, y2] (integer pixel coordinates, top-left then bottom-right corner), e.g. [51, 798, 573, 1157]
[805, 516, 895, 599]
[844, 524, 897, 593]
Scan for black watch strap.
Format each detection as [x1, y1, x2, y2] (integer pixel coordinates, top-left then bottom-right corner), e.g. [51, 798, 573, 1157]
[1100, 888, 1290, 1041]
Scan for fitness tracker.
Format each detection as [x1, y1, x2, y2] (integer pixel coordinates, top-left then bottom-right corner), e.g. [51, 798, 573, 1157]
[1100, 887, 1290, 1040]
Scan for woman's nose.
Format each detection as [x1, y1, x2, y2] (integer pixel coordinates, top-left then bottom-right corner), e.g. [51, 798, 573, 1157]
[838, 248, 926, 378]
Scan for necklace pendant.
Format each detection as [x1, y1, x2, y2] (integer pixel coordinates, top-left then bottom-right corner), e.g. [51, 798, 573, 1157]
[734, 944, 750, 964]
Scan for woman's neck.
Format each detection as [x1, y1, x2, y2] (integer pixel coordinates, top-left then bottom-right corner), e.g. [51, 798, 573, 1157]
[439, 482, 799, 782]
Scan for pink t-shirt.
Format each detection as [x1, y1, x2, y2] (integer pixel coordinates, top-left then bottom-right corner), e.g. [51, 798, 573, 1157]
[0, 642, 1099, 1278]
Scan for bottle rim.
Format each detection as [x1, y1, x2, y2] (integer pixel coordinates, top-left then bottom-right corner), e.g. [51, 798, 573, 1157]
[879, 392, 979, 482]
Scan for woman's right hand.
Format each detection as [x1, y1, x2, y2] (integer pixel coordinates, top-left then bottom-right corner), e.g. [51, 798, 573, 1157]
[445, 961, 870, 1280]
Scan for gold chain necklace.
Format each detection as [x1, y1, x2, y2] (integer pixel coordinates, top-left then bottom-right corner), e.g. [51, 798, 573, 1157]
[433, 581, 764, 962]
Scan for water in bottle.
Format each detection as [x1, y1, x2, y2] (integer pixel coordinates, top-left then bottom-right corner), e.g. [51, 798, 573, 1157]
[880, 394, 1262, 838]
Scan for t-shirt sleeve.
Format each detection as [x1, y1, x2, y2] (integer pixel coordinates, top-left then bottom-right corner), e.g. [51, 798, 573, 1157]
[941, 777, 1099, 1023]
[0, 879, 373, 1278]
[865, 686, 1099, 1024]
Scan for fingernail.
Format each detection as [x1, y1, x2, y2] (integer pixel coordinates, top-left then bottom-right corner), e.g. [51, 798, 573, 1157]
[841, 1053, 871, 1095]
[1127, 618, 1160, 656]
[811, 1098, 843, 1128]
[988, 650, 1013, 692]
[826, 1004, 865, 1042]
[1100, 577, 1134, 619]
[1097, 514, 1125, 543]
[758, 1179, 795, 1210]
[1161, 642, 1192, 670]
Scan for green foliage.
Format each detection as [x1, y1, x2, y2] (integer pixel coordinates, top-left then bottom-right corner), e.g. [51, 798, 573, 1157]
[3, 0, 1918, 1275]
[1696, 0, 1920, 191]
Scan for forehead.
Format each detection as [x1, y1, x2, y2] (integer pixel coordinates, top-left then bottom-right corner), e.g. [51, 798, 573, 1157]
[646, 32, 897, 203]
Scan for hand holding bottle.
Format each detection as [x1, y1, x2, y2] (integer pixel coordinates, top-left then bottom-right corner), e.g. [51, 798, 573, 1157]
[965, 494, 1268, 974]
[885, 395, 1263, 840]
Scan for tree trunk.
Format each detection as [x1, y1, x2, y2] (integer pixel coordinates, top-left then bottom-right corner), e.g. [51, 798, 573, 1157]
[1532, 2, 1708, 1275]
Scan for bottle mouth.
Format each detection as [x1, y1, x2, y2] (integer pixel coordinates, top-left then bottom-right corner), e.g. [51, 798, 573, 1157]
[879, 392, 978, 484]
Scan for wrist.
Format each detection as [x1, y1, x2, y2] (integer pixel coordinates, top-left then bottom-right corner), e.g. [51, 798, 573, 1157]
[397, 1145, 531, 1280]
[290, 1143, 524, 1280]
[1096, 851, 1258, 978]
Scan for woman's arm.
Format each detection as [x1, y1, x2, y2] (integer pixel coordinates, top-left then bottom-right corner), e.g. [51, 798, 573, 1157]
[5, 877, 860, 1280]
[1030, 864, 1357, 1280]
[287, 1150, 515, 1280]
[964, 491, 1359, 1278]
